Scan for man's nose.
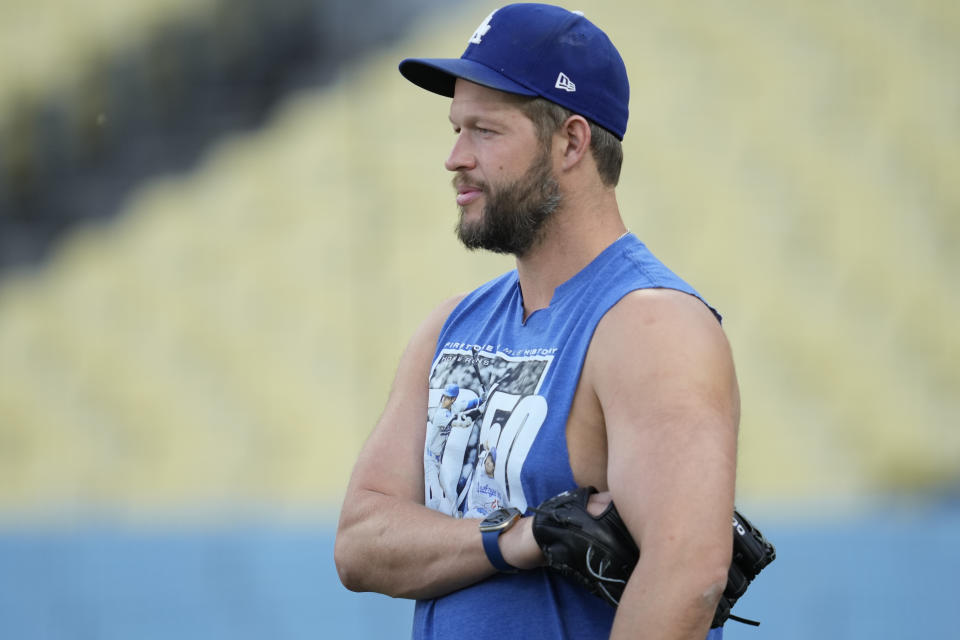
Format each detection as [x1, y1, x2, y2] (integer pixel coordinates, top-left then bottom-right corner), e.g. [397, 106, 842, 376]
[444, 133, 476, 173]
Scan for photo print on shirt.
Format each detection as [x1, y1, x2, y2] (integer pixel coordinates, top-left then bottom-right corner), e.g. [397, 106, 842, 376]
[425, 345, 554, 516]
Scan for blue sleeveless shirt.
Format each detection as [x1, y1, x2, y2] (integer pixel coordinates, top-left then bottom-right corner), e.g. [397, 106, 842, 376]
[415, 233, 723, 640]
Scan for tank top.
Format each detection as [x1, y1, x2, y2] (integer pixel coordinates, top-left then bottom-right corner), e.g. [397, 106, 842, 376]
[414, 233, 723, 640]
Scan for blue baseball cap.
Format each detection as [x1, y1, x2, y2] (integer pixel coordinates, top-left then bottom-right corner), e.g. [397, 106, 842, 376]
[399, 3, 629, 140]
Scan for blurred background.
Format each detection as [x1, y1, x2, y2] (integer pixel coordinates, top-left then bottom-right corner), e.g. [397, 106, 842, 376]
[0, 0, 957, 637]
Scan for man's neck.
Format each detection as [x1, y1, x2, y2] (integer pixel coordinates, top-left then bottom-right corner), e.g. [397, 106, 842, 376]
[514, 190, 626, 321]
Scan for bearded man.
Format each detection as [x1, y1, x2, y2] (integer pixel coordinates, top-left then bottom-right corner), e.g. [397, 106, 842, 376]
[335, 5, 739, 640]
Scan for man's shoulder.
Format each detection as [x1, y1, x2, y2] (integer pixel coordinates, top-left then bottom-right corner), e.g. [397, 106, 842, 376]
[578, 286, 727, 402]
[425, 293, 470, 331]
[590, 235, 720, 319]
[619, 286, 715, 310]
[585, 288, 732, 395]
[603, 287, 722, 336]
[414, 270, 517, 356]
[404, 294, 470, 362]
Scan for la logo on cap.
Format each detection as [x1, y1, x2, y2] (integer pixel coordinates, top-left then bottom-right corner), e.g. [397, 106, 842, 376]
[469, 10, 497, 44]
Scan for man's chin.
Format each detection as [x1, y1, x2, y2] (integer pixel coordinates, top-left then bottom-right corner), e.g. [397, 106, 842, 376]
[455, 214, 494, 252]
[456, 206, 483, 236]
[455, 222, 482, 251]
[457, 197, 485, 220]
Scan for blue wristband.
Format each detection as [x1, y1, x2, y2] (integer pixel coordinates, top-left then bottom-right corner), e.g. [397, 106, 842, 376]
[481, 528, 519, 573]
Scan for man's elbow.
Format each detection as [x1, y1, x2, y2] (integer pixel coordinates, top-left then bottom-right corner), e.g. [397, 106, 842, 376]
[335, 533, 419, 599]
[695, 547, 732, 612]
[699, 563, 729, 611]
[334, 531, 367, 593]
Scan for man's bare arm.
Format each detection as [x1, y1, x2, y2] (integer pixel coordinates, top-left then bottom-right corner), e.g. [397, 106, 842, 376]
[334, 296, 541, 600]
[588, 289, 739, 640]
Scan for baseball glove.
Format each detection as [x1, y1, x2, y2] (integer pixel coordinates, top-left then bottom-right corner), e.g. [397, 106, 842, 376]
[531, 486, 775, 628]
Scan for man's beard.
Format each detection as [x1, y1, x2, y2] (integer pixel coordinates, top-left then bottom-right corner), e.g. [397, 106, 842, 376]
[454, 147, 562, 257]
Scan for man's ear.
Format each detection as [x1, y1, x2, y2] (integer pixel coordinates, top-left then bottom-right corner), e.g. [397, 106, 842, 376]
[558, 115, 592, 171]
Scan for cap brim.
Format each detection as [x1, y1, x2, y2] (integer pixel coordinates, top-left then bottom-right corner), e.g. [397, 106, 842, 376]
[399, 57, 538, 98]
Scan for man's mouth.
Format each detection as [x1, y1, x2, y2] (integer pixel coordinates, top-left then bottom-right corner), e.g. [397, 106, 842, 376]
[454, 177, 484, 207]
[456, 187, 483, 207]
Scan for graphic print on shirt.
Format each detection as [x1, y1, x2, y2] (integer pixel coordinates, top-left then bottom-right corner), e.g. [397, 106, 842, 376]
[425, 344, 554, 517]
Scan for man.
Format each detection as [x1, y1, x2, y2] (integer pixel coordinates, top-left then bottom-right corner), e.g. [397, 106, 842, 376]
[425, 384, 480, 512]
[335, 4, 738, 639]
[462, 446, 506, 519]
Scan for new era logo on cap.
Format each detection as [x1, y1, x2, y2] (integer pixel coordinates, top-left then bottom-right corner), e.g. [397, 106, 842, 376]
[555, 72, 576, 92]
[398, 3, 630, 139]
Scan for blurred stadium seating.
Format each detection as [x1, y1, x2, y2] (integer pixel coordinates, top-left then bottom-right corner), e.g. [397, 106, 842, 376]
[0, 0, 957, 638]
[0, 0, 435, 268]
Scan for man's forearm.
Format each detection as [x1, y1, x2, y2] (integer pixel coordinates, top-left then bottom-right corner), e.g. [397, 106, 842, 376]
[335, 488, 497, 599]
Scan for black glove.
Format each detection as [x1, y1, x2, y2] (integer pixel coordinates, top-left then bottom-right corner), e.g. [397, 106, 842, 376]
[531, 486, 775, 628]
[713, 509, 776, 627]
[531, 487, 638, 607]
